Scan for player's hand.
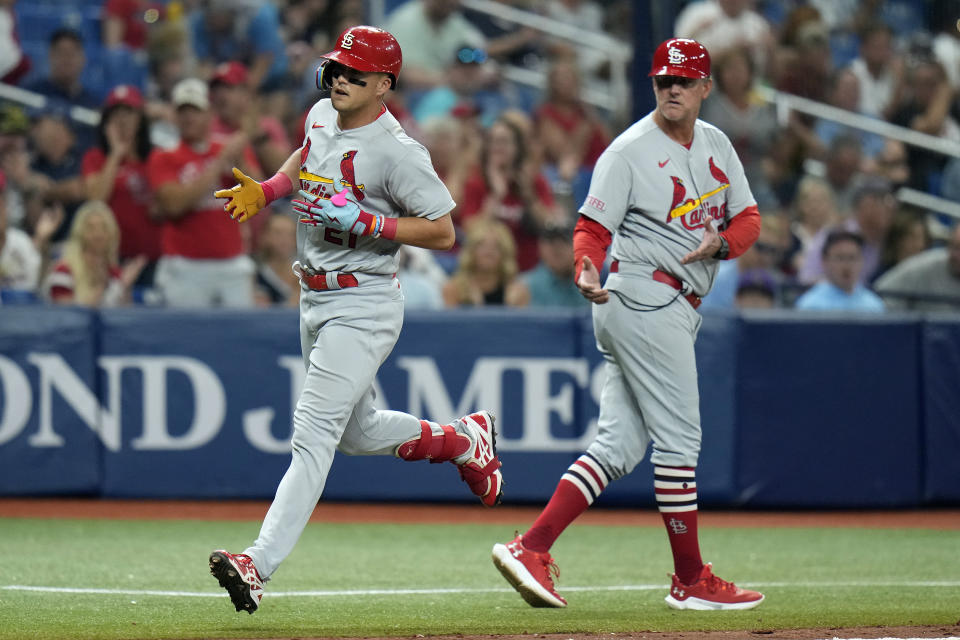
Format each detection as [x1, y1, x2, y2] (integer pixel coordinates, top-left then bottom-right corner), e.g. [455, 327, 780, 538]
[292, 188, 380, 236]
[577, 256, 609, 304]
[214, 167, 266, 223]
[681, 216, 723, 264]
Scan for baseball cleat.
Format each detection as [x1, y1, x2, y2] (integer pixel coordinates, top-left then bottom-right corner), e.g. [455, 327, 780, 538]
[453, 411, 503, 507]
[492, 534, 567, 608]
[209, 550, 264, 614]
[664, 563, 764, 610]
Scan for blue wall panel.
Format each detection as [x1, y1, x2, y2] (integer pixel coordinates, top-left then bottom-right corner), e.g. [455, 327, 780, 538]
[323, 309, 588, 502]
[97, 309, 300, 498]
[921, 319, 960, 502]
[0, 308, 100, 494]
[736, 314, 922, 507]
[0, 307, 956, 506]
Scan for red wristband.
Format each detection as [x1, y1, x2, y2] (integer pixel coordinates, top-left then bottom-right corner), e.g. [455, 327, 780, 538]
[379, 216, 398, 240]
[260, 172, 293, 205]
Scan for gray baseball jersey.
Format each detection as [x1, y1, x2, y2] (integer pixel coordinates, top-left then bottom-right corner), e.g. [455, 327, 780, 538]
[297, 99, 455, 275]
[579, 113, 755, 297]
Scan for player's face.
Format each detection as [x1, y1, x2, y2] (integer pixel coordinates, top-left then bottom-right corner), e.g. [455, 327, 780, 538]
[653, 75, 712, 123]
[327, 63, 390, 112]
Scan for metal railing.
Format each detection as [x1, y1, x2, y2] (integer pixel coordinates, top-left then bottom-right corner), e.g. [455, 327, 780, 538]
[369, 0, 632, 117]
[0, 82, 99, 126]
[756, 85, 960, 220]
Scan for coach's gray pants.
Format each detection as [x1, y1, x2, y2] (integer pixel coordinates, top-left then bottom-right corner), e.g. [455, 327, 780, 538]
[586, 273, 703, 480]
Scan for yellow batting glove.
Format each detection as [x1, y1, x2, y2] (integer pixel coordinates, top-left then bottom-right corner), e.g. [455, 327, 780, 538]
[214, 167, 266, 223]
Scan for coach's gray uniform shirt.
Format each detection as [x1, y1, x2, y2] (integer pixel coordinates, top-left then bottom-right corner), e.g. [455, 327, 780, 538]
[579, 113, 755, 298]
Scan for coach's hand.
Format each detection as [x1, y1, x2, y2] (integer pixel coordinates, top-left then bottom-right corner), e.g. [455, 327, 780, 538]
[681, 216, 723, 264]
[577, 256, 609, 304]
[215, 167, 266, 223]
[293, 188, 382, 236]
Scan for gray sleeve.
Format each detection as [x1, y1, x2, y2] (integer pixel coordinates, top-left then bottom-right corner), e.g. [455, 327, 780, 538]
[578, 149, 632, 233]
[385, 145, 455, 220]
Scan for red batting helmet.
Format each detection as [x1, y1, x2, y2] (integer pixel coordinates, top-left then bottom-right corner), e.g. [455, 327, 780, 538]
[317, 25, 402, 90]
[648, 38, 711, 79]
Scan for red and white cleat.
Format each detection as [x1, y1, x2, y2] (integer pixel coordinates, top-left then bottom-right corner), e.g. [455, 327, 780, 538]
[665, 563, 764, 610]
[492, 534, 567, 608]
[453, 411, 503, 507]
[209, 550, 264, 614]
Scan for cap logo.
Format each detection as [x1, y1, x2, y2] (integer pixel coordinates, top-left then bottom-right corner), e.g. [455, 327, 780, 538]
[341, 33, 355, 49]
[668, 46, 686, 65]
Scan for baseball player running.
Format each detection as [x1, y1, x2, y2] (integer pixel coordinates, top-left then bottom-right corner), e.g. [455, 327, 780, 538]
[208, 26, 503, 614]
[491, 38, 763, 611]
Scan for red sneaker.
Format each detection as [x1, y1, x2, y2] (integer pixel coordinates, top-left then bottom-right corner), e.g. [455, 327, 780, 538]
[453, 411, 503, 507]
[665, 563, 764, 610]
[209, 550, 264, 614]
[492, 534, 567, 608]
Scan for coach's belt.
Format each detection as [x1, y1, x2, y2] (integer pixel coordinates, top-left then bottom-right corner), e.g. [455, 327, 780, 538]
[610, 261, 702, 310]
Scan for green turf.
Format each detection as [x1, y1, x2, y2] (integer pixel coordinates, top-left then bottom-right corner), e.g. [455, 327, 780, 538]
[0, 515, 957, 639]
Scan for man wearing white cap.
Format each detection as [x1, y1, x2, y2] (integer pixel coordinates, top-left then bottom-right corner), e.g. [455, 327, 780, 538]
[146, 78, 262, 307]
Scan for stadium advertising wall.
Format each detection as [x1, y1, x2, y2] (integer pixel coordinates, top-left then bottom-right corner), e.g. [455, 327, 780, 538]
[0, 307, 957, 507]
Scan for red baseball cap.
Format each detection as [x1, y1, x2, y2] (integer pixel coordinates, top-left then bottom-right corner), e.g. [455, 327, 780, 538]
[104, 85, 144, 109]
[649, 38, 711, 79]
[210, 61, 248, 87]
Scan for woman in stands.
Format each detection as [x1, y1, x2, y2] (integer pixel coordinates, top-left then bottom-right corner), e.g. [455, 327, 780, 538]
[82, 85, 160, 288]
[442, 218, 529, 307]
[43, 200, 144, 307]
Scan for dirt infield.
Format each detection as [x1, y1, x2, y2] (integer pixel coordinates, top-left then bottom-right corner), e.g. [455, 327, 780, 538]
[4, 499, 959, 640]
[209, 629, 960, 640]
[1, 498, 959, 529]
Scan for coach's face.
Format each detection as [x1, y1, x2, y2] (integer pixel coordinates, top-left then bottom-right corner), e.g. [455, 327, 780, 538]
[653, 76, 712, 123]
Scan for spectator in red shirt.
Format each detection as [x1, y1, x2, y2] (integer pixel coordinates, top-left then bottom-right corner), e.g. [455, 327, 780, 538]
[82, 85, 160, 287]
[43, 200, 145, 306]
[534, 57, 610, 184]
[103, 0, 155, 51]
[458, 116, 563, 271]
[147, 78, 260, 307]
[0, 0, 30, 84]
[209, 61, 292, 175]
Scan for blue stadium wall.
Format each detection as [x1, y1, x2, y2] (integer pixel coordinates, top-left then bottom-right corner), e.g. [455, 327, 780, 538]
[0, 307, 957, 507]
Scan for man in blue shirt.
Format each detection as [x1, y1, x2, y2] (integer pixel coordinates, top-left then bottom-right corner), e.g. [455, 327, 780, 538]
[189, 0, 288, 91]
[524, 223, 588, 308]
[795, 230, 885, 312]
[25, 28, 100, 110]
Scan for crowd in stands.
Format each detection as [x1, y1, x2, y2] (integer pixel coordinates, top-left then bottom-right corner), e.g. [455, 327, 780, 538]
[1, 0, 959, 313]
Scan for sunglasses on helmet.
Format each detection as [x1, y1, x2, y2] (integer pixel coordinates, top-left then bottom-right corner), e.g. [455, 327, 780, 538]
[654, 75, 699, 90]
[323, 61, 368, 88]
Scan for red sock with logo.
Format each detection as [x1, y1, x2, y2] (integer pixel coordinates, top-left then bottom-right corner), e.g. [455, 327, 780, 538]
[655, 466, 703, 585]
[523, 453, 611, 552]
